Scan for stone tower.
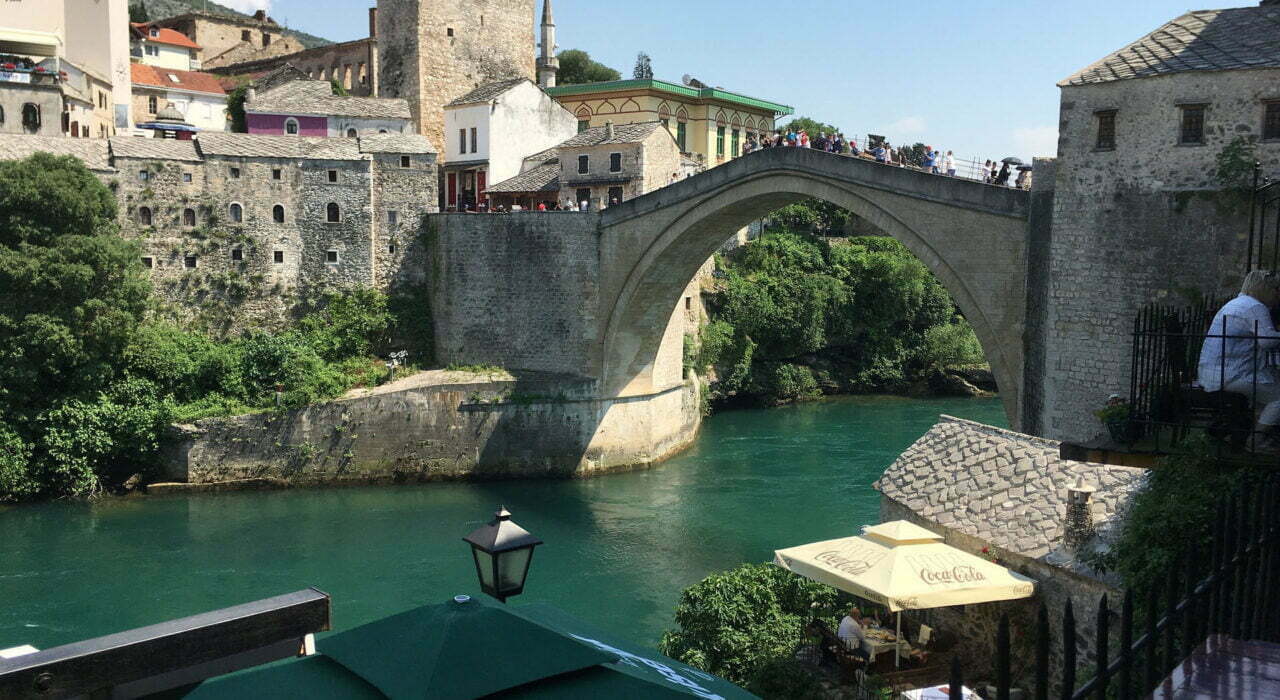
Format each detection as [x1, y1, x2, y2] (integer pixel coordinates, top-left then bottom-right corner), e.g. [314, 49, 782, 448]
[376, 0, 536, 154]
[536, 0, 559, 88]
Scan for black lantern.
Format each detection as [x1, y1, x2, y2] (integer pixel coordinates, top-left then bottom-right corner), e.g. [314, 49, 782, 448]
[462, 506, 542, 603]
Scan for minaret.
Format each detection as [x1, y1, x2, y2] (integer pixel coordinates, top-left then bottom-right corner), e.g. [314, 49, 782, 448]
[536, 0, 559, 88]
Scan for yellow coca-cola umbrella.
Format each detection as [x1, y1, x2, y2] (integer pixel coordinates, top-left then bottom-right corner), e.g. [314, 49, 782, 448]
[774, 520, 1036, 667]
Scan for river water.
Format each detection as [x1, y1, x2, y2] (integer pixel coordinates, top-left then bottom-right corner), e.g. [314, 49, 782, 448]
[0, 395, 1004, 653]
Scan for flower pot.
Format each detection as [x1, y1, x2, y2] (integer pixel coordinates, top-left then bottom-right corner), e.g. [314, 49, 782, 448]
[1106, 418, 1132, 444]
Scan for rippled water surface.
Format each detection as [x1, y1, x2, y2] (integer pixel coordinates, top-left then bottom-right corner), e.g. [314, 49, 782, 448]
[0, 395, 1005, 650]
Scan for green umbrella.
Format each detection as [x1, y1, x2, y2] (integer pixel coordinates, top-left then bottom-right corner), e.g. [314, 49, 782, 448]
[185, 595, 755, 699]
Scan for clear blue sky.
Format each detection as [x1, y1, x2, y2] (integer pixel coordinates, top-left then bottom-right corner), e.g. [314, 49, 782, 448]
[227, 0, 1250, 163]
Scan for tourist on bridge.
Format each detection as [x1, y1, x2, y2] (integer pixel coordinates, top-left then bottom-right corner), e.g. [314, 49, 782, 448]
[873, 143, 887, 163]
[923, 147, 937, 173]
[981, 160, 992, 182]
[1198, 270, 1280, 446]
[994, 162, 1012, 186]
[944, 150, 956, 176]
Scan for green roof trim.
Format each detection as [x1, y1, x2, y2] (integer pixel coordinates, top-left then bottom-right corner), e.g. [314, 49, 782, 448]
[546, 79, 794, 116]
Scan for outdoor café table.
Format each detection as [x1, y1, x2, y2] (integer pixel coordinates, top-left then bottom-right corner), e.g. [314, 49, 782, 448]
[899, 685, 980, 700]
[861, 626, 911, 662]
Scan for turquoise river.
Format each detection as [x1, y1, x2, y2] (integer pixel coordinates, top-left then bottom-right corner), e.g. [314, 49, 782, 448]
[0, 395, 1005, 653]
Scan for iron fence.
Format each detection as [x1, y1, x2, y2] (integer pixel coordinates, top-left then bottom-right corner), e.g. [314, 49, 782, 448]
[954, 473, 1280, 699]
[1246, 166, 1280, 274]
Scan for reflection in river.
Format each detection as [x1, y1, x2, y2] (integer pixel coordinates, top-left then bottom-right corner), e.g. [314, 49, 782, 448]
[0, 395, 1005, 650]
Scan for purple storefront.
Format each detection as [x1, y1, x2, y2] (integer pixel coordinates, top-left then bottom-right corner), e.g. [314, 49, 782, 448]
[246, 113, 328, 137]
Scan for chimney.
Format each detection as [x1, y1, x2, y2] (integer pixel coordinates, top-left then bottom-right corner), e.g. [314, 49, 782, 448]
[368, 7, 378, 38]
[1063, 476, 1097, 556]
[605, 121, 614, 140]
[253, 9, 266, 21]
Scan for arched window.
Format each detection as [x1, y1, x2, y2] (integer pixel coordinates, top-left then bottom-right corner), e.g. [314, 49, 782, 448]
[138, 207, 152, 226]
[346, 128, 357, 138]
[21, 103, 40, 134]
[378, 129, 388, 134]
[148, 95, 157, 114]
[326, 202, 340, 223]
[284, 118, 299, 135]
[229, 203, 243, 223]
[183, 208, 196, 226]
[69, 120, 78, 137]
[273, 204, 285, 223]
[0, 105, 5, 124]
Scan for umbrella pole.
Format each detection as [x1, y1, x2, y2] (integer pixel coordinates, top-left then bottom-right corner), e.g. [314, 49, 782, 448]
[895, 612, 901, 668]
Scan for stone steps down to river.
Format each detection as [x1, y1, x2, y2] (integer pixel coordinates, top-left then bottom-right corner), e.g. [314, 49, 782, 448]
[154, 369, 701, 492]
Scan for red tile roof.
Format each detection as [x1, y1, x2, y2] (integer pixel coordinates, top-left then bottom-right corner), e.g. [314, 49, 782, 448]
[131, 23, 201, 50]
[131, 64, 226, 96]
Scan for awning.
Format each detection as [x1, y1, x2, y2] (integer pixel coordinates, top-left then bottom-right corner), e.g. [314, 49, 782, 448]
[774, 520, 1035, 612]
[0, 28, 61, 57]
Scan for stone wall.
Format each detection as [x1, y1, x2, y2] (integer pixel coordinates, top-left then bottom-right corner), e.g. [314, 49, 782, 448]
[1040, 69, 1280, 441]
[377, 0, 535, 155]
[157, 14, 304, 70]
[0, 84, 62, 136]
[162, 369, 701, 484]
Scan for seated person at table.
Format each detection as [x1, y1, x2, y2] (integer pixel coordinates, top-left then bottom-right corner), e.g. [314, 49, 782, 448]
[837, 607, 871, 660]
[1198, 270, 1280, 445]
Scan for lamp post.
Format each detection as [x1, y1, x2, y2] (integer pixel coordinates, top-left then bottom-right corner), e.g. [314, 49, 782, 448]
[462, 506, 542, 603]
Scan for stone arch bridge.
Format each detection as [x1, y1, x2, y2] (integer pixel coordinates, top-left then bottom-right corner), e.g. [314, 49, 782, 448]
[596, 147, 1030, 425]
[430, 147, 1034, 467]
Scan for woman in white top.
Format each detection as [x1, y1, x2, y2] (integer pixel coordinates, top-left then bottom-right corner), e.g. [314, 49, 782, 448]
[944, 151, 956, 177]
[1199, 269, 1280, 438]
[980, 160, 992, 182]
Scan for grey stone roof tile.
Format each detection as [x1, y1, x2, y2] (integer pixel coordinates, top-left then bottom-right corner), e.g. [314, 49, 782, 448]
[249, 79, 411, 119]
[0, 134, 112, 172]
[1061, 6, 1280, 86]
[485, 162, 561, 194]
[358, 133, 437, 154]
[195, 133, 364, 160]
[445, 78, 530, 107]
[109, 137, 201, 162]
[557, 121, 664, 147]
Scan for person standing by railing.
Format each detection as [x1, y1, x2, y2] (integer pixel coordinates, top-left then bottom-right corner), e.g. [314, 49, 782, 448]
[1198, 270, 1280, 446]
[944, 150, 956, 177]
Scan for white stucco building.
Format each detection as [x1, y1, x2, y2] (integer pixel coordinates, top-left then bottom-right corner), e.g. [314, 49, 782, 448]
[130, 64, 227, 134]
[130, 23, 202, 71]
[440, 78, 577, 210]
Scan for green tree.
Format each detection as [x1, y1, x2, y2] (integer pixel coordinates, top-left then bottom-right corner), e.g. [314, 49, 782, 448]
[330, 79, 349, 97]
[226, 84, 249, 132]
[632, 52, 653, 80]
[780, 116, 842, 141]
[556, 49, 621, 85]
[129, 1, 149, 23]
[658, 562, 839, 690]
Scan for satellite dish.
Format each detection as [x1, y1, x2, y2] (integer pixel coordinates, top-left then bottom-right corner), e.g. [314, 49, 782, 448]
[681, 74, 693, 86]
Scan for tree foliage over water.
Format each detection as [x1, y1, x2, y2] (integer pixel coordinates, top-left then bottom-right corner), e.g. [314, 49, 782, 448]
[0, 154, 421, 502]
[696, 210, 984, 406]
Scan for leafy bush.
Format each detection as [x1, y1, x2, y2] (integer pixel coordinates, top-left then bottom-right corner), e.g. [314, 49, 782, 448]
[658, 562, 839, 687]
[920, 321, 984, 370]
[752, 363, 821, 404]
[0, 424, 35, 503]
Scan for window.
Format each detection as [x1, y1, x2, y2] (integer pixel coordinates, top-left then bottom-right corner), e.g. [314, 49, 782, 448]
[272, 168, 281, 180]
[731, 129, 740, 157]
[716, 126, 726, 157]
[326, 202, 341, 222]
[272, 204, 285, 223]
[1179, 104, 1206, 145]
[262, 33, 271, 48]
[148, 95, 157, 114]
[182, 172, 192, 183]
[184, 255, 197, 269]
[578, 120, 590, 133]
[139, 170, 149, 181]
[273, 250, 284, 264]
[400, 155, 411, 168]
[231, 248, 243, 261]
[388, 210, 398, 225]
[327, 170, 338, 183]
[346, 128, 357, 138]
[459, 128, 467, 154]
[578, 155, 589, 174]
[22, 103, 40, 134]
[609, 153, 622, 172]
[379, 129, 388, 134]
[145, 45, 159, 57]
[241, 30, 251, 41]
[229, 167, 241, 179]
[685, 296, 692, 310]
[229, 203, 243, 222]
[138, 207, 152, 225]
[447, 28, 454, 37]
[676, 121, 687, 151]
[142, 257, 153, 268]
[0, 105, 4, 124]
[1265, 102, 1280, 141]
[284, 118, 299, 135]
[607, 186, 624, 205]
[183, 208, 196, 226]
[326, 250, 339, 264]
[470, 127, 477, 153]
[1095, 111, 1117, 150]
[388, 243, 396, 254]
[149, 27, 159, 37]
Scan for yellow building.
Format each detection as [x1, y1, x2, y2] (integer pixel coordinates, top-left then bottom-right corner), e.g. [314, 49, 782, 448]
[545, 79, 792, 169]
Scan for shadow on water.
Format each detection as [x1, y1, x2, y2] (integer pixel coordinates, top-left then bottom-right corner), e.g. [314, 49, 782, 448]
[0, 395, 1005, 650]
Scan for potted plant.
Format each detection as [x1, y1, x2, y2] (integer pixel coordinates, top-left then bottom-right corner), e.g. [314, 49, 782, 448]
[1094, 394, 1133, 443]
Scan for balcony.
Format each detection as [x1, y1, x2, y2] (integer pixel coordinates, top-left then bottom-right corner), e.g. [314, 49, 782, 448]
[0, 56, 63, 87]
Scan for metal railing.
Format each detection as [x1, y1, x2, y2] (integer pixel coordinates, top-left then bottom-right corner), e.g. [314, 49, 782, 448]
[948, 473, 1280, 699]
[1247, 165, 1280, 274]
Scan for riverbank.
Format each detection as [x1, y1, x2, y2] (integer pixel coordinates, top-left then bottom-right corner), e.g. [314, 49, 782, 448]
[0, 395, 1006, 652]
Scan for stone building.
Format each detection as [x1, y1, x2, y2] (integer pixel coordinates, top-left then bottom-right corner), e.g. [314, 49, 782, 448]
[440, 78, 577, 210]
[875, 416, 1146, 683]
[130, 64, 227, 134]
[546, 78, 792, 168]
[0, 130, 436, 330]
[153, 11, 306, 72]
[244, 71, 411, 138]
[376, 0, 537, 158]
[1028, 1, 1280, 441]
[484, 121, 680, 210]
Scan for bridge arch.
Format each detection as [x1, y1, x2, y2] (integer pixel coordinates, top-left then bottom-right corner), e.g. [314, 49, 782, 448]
[597, 147, 1030, 427]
